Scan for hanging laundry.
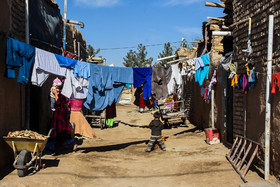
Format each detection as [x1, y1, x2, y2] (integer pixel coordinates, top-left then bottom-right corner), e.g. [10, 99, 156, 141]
[125, 84, 131, 89]
[245, 64, 250, 76]
[228, 64, 237, 79]
[164, 64, 172, 84]
[63, 48, 77, 59]
[84, 64, 133, 111]
[73, 60, 91, 79]
[61, 69, 89, 99]
[201, 87, 206, 97]
[272, 72, 280, 93]
[238, 75, 243, 90]
[55, 54, 77, 69]
[179, 62, 187, 76]
[243, 74, 248, 91]
[194, 54, 210, 86]
[194, 58, 204, 70]
[6, 37, 35, 85]
[207, 70, 217, 98]
[231, 74, 239, 87]
[194, 58, 204, 83]
[167, 64, 182, 94]
[133, 67, 153, 100]
[220, 54, 232, 71]
[152, 66, 169, 100]
[204, 87, 209, 100]
[31, 48, 67, 86]
[248, 70, 256, 89]
[185, 59, 196, 77]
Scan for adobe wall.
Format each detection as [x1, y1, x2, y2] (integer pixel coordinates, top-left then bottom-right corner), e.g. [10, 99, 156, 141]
[233, 0, 280, 178]
[0, 0, 26, 171]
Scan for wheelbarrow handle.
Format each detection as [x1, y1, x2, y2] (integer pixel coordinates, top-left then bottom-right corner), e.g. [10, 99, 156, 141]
[47, 128, 54, 137]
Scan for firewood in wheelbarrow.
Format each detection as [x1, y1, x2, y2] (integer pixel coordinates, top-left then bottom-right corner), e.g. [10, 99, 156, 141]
[7, 130, 46, 140]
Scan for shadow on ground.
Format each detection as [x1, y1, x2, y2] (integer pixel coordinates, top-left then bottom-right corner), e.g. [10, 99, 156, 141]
[34, 168, 234, 179]
[0, 165, 14, 180]
[119, 121, 149, 128]
[77, 140, 148, 153]
[173, 126, 203, 136]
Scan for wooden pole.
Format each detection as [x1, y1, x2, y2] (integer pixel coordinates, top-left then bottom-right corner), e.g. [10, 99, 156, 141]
[205, 2, 225, 8]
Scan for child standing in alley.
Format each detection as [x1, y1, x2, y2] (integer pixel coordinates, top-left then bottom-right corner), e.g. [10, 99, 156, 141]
[145, 112, 166, 152]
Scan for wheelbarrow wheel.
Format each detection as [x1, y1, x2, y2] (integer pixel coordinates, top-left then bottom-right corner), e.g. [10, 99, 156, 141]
[17, 150, 31, 177]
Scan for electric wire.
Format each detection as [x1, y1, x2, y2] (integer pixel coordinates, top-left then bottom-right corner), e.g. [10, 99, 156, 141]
[100, 41, 182, 51]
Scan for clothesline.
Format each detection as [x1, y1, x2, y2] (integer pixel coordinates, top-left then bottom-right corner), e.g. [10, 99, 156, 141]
[5, 37, 190, 111]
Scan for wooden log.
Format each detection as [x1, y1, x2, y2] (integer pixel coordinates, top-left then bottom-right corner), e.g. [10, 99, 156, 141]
[210, 24, 221, 31]
[205, 2, 226, 8]
[222, 25, 230, 30]
[207, 17, 225, 21]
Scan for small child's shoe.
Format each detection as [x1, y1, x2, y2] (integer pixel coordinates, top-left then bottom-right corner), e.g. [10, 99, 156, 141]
[162, 148, 166, 151]
[145, 149, 151, 152]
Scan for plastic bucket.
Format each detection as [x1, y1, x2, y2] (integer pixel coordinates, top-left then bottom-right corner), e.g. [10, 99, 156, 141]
[205, 128, 220, 145]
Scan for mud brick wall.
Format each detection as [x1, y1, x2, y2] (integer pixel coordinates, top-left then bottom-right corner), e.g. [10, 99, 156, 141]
[184, 27, 225, 140]
[65, 24, 87, 60]
[186, 67, 226, 137]
[233, 0, 280, 178]
[0, 0, 26, 172]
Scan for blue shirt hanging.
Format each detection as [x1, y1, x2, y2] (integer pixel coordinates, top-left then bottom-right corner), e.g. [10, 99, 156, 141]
[194, 54, 210, 86]
[6, 37, 35, 85]
[55, 54, 77, 69]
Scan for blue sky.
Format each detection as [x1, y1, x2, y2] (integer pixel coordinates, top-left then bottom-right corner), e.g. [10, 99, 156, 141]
[55, 0, 224, 66]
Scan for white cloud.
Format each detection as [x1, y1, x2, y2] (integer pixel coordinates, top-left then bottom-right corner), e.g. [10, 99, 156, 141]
[163, 0, 204, 6]
[176, 27, 202, 39]
[74, 0, 121, 8]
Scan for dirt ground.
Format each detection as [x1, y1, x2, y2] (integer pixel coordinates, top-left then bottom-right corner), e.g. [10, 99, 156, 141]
[0, 104, 273, 187]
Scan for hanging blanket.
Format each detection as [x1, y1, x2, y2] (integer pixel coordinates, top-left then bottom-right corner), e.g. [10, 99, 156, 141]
[84, 64, 133, 111]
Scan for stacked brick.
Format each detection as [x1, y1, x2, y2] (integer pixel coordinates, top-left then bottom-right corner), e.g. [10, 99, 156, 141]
[233, 0, 280, 178]
[10, 0, 25, 41]
[65, 24, 87, 60]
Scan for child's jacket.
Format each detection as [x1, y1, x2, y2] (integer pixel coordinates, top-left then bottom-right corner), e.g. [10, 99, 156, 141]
[149, 119, 164, 136]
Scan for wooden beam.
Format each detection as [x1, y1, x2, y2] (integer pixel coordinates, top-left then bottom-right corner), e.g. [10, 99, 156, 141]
[207, 17, 225, 21]
[222, 25, 230, 30]
[205, 2, 225, 8]
[210, 24, 221, 31]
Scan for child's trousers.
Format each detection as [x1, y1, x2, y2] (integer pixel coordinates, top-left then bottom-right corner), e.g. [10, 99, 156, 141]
[146, 135, 166, 151]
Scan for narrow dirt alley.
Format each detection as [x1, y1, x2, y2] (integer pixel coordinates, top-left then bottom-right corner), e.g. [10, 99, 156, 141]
[0, 105, 265, 187]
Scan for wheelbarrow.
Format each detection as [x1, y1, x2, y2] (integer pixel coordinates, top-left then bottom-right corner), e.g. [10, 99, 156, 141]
[3, 129, 53, 177]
